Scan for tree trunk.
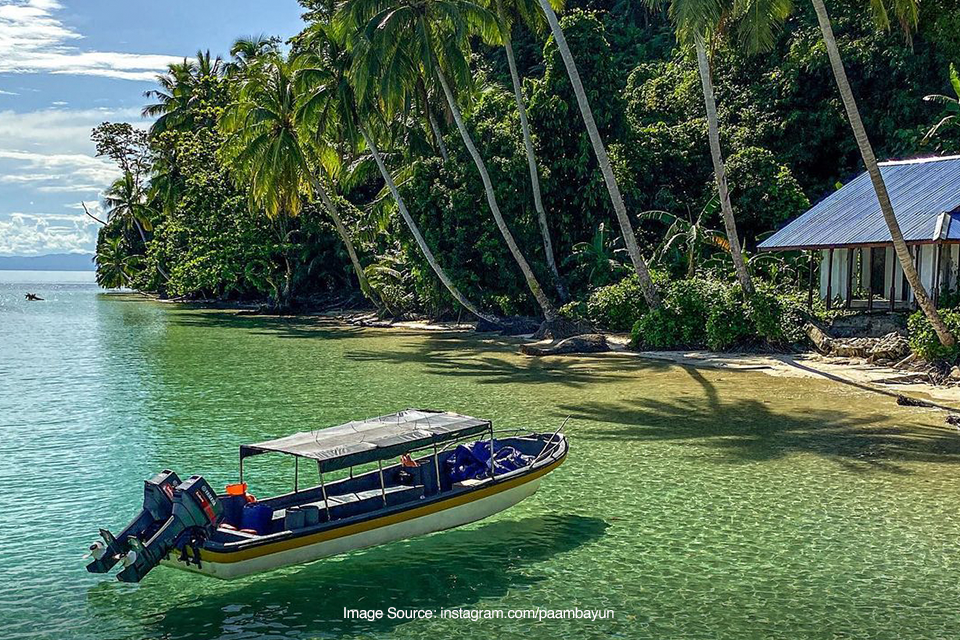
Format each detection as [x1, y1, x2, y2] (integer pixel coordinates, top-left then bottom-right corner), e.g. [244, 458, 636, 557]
[133, 217, 169, 281]
[500, 10, 569, 302]
[536, 0, 661, 309]
[695, 37, 754, 296]
[308, 171, 384, 312]
[811, 0, 954, 347]
[418, 76, 450, 162]
[358, 123, 499, 324]
[435, 64, 558, 322]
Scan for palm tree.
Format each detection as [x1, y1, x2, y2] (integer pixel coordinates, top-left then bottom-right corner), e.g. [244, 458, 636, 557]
[351, 0, 563, 326]
[488, 0, 568, 301]
[296, 23, 498, 323]
[810, 0, 954, 347]
[142, 60, 196, 135]
[219, 52, 381, 309]
[95, 236, 141, 289]
[103, 172, 153, 246]
[650, 0, 791, 296]
[143, 50, 224, 136]
[640, 198, 728, 278]
[922, 63, 960, 146]
[225, 35, 280, 79]
[563, 222, 629, 287]
[532, 0, 661, 309]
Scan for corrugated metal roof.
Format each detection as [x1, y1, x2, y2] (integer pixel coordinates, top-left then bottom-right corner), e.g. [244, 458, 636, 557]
[758, 155, 960, 250]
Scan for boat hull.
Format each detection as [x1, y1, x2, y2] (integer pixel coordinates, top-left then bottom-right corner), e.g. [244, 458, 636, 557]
[161, 467, 547, 580]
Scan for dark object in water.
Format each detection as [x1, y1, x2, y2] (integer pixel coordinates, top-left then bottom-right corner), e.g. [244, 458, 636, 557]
[25, 293, 43, 301]
[945, 414, 960, 427]
[896, 394, 935, 408]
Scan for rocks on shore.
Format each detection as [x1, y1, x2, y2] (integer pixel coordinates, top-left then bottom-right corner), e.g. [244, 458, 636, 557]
[520, 333, 609, 356]
[805, 323, 910, 364]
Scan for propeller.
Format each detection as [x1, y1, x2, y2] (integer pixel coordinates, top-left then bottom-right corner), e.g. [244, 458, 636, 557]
[82, 540, 106, 560]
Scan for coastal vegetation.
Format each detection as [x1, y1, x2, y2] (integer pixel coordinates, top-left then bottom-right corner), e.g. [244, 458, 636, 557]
[93, 0, 960, 353]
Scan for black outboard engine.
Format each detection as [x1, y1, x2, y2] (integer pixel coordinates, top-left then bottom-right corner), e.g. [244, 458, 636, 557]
[116, 475, 223, 583]
[86, 470, 181, 574]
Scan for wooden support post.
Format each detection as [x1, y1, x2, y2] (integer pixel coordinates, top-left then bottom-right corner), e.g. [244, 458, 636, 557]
[934, 243, 943, 306]
[826, 248, 834, 310]
[915, 245, 922, 310]
[845, 248, 854, 309]
[807, 250, 815, 309]
[868, 288, 873, 311]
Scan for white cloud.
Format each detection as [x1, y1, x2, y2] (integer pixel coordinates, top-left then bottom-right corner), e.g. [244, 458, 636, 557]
[0, 211, 99, 255]
[0, 89, 19, 95]
[0, 148, 120, 192]
[0, 0, 184, 81]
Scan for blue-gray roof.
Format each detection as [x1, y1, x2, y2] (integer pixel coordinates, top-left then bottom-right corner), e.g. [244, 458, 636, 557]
[759, 156, 960, 250]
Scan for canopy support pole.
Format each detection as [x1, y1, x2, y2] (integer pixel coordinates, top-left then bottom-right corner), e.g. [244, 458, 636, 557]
[378, 459, 387, 507]
[489, 424, 496, 480]
[239, 457, 244, 484]
[807, 250, 815, 309]
[294, 457, 299, 493]
[319, 466, 330, 521]
[433, 444, 442, 493]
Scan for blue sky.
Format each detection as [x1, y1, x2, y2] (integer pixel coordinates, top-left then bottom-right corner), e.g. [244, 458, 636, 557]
[0, 0, 305, 256]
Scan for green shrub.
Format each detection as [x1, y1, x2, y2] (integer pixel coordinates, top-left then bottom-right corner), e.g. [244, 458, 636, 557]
[584, 273, 648, 331]
[630, 276, 814, 351]
[706, 286, 751, 350]
[907, 308, 960, 361]
[559, 271, 669, 332]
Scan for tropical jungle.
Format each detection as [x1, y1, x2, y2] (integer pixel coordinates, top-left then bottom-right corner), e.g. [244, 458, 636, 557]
[91, 0, 960, 358]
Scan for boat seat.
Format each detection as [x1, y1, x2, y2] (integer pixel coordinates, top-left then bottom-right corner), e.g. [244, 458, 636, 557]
[294, 485, 423, 521]
[453, 477, 490, 488]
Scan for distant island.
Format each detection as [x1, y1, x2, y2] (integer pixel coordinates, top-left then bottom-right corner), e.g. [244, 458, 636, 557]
[0, 253, 95, 271]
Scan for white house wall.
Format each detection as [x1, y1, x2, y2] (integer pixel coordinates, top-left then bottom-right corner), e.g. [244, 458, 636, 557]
[819, 245, 957, 302]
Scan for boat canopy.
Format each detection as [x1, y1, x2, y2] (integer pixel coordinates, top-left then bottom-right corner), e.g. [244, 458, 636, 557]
[239, 409, 491, 472]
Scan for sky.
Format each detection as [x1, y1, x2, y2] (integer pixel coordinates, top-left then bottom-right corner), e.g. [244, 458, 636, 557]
[0, 0, 306, 256]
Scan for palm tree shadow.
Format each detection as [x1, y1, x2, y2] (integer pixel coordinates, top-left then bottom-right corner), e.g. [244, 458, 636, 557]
[168, 312, 366, 340]
[345, 333, 673, 388]
[559, 368, 960, 474]
[91, 515, 607, 639]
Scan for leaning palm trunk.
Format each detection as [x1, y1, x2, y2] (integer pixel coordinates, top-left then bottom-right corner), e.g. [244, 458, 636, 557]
[308, 172, 384, 312]
[434, 65, 558, 323]
[417, 77, 450, 162]
[535, 0, 661, 309]
[811, 0, 954, 347]
[358, 123, 499, 324]
[499, 10, 568, 302]
[132, 217, 169, 281]
[695, 37, 754, 295]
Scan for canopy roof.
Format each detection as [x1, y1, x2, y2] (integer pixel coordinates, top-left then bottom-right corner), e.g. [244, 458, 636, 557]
[759, 156, 960, 251]
[240, 409, 491, 472]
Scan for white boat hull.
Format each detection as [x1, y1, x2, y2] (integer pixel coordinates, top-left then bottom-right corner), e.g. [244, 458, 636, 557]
[161, 475, 542, 580]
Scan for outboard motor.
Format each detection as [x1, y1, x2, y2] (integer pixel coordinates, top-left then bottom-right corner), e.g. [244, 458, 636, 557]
[86, 470, 181, 574]
[116, 475, 223, 583]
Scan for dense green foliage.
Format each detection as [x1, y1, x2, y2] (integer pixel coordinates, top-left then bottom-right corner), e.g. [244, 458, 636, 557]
[628, 278, 811, 350]
[94, 0, 960, 334]
[909, 308, 960, 362]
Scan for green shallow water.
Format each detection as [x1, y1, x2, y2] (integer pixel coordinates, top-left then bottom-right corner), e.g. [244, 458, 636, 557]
[3, 274, 960, 639]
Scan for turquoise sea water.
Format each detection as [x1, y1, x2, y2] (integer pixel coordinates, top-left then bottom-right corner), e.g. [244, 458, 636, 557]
[2, 272, 960, 639]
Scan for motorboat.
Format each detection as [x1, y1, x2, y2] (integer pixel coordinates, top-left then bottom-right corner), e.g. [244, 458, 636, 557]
[84, 409, 568, 581]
